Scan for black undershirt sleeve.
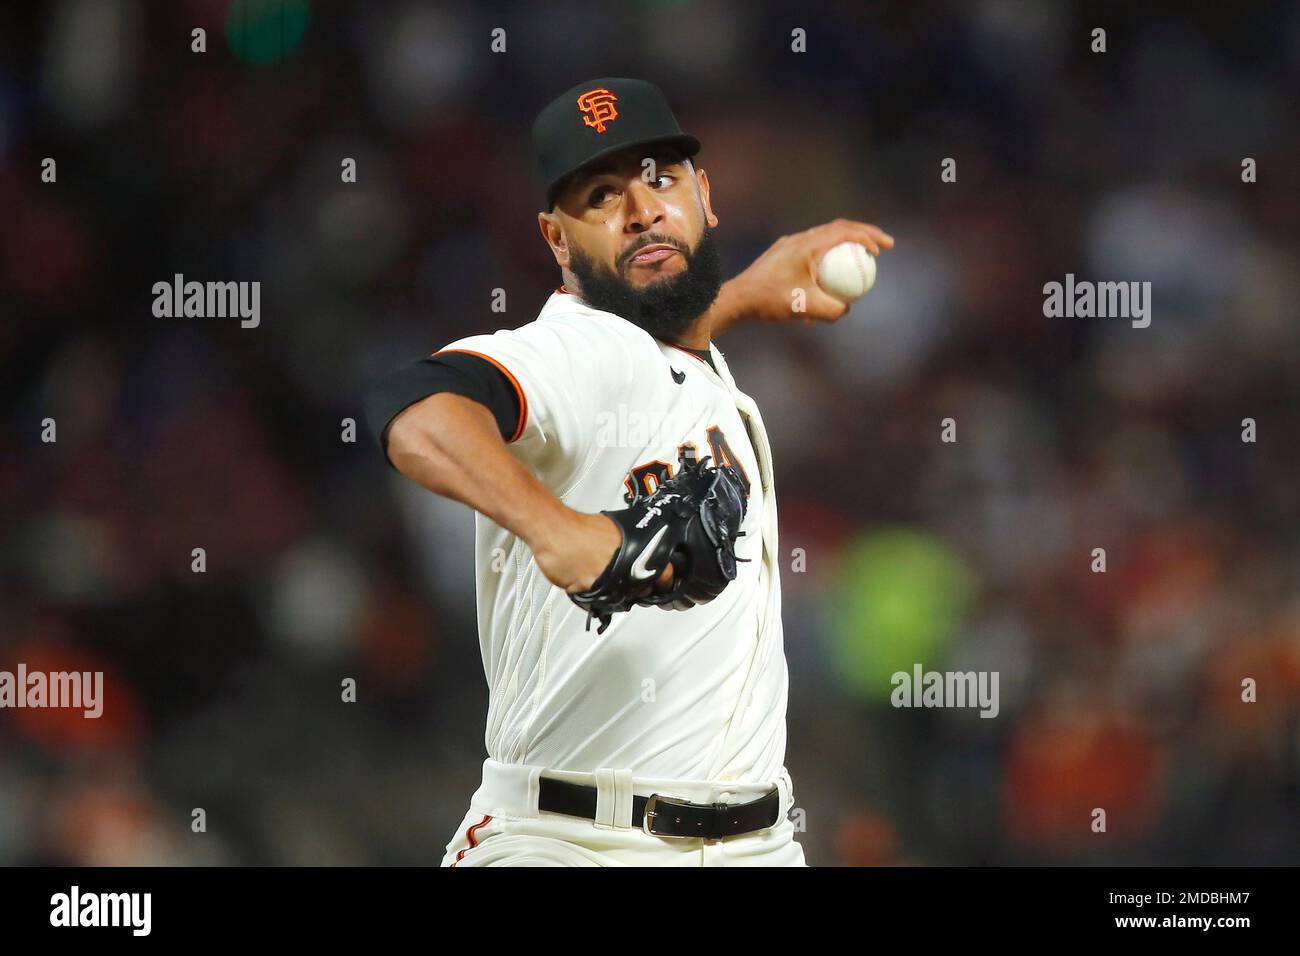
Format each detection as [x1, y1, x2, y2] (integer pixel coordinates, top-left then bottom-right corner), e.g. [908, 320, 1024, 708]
[362, 352, 522, 466]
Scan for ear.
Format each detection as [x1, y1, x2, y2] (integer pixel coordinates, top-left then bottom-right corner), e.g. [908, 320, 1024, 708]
[537, 211, 569, 267]
[695, 167, 719, 229]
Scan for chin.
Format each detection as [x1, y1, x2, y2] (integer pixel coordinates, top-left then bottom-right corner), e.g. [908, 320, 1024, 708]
[625, 263, 686, 284]
[629, 272, 679, 288]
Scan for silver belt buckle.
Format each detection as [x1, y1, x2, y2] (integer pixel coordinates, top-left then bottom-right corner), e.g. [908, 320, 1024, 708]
[642, 793, 695, 839]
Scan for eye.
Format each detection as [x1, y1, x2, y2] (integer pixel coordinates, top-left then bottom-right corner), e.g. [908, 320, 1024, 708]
[589, 185, 619, 207]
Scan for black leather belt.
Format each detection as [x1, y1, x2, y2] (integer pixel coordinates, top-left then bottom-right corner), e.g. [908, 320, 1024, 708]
[538, 776, 781, 839]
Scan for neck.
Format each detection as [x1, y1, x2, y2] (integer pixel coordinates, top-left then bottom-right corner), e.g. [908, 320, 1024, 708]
[561, 273, 714, 350]
[663, 318, 712, 351]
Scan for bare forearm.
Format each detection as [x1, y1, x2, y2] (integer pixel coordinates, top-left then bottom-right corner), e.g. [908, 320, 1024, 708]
[384, 392, 567, 548]
[706, 220, 895, 339]
[705, 274, 756, 340]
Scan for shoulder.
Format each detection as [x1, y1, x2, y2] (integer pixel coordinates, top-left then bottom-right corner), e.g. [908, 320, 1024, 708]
[538, 295, 653, 348]
[442, 295, 649, 369]
[431, 295, 657, 421]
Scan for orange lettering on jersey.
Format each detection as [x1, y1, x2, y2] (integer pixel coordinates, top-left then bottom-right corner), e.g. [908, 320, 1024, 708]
[621, 431, 750, 503]
[706, 425, 751, 496]
[577, 88, 619, 133]
[624, 459, 672, 504]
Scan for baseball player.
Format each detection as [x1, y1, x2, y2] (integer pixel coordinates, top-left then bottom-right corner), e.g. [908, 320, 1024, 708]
[363, 77, 892, 866]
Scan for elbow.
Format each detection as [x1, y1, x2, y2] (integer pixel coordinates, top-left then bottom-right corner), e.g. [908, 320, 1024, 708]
[384, 405, 433, 476]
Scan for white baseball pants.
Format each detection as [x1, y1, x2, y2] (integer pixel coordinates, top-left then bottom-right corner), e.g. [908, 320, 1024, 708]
[440, 759, 806, 867]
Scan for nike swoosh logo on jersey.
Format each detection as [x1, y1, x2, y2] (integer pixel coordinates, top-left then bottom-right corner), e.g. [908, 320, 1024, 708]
[670, 367, 685, 384]
[630, 525, 670, 581]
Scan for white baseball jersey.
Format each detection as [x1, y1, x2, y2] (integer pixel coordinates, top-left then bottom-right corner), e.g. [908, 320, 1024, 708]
[436, 287, 788, 785]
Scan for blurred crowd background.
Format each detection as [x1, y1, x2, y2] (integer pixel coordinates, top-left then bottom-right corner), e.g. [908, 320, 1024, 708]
[2, 0, 1298, 866]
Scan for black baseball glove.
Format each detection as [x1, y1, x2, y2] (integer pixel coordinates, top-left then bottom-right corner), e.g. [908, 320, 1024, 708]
[569, 447, 750, 634]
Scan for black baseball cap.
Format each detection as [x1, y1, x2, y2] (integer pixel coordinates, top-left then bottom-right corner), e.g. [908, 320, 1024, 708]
[531, 77, 701, 211]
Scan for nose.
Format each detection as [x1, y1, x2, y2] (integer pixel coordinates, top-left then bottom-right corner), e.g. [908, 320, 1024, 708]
[622, 178, 665, 233]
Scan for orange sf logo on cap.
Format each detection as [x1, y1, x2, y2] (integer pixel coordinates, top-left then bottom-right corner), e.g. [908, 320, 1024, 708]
[577, 88, 619, 133]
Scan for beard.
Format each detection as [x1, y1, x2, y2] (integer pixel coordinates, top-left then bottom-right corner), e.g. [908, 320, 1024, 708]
[566, 225, 723, 342]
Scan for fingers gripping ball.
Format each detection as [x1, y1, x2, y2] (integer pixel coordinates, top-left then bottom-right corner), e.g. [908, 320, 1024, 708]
[816, 241, 877, 303]
[570, 448, 750, 634]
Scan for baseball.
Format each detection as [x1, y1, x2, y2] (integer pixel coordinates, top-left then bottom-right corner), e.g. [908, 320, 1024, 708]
[816, 241, 877, 302]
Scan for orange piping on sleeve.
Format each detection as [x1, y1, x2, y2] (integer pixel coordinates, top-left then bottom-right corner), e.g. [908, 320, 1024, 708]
[432, 348, 529, 443]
